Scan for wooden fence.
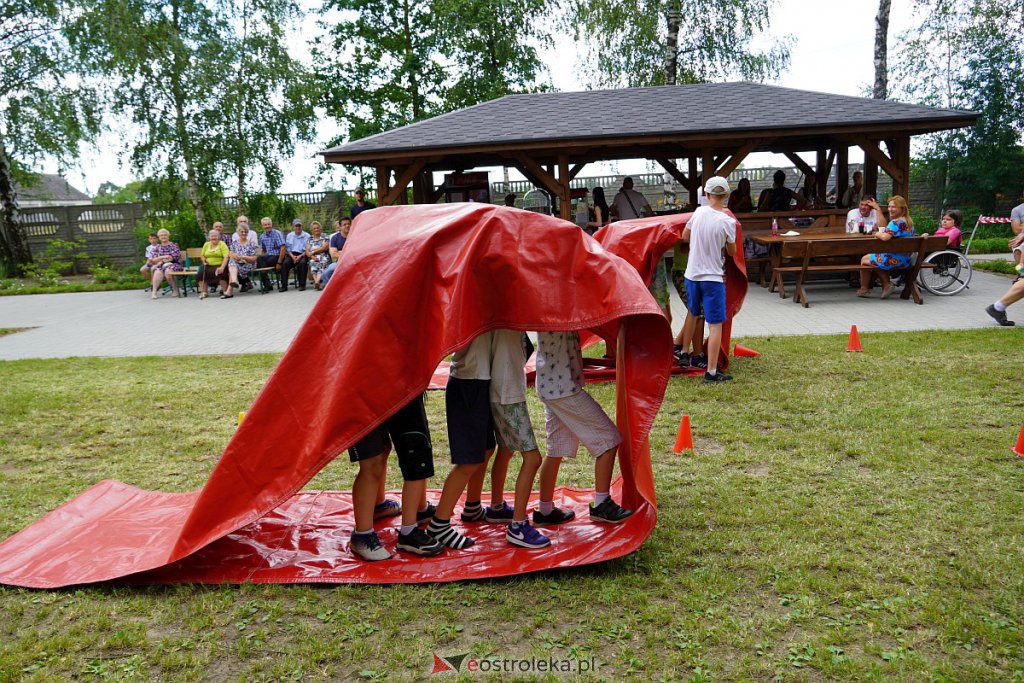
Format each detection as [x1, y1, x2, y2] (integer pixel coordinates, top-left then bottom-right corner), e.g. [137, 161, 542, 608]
[18, 203, 146, 269]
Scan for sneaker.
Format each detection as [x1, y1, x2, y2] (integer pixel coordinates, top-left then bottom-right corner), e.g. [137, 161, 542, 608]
[702, 371, 733, 384]
[589, 497, 634, 524]
[460, 504, 486, 523]
[416, 503, 437, 524]
[689, 354, 708, 369]
[506, 521, 551, 549]
[985, 304, 1015, 327]
[674, 351, 690, 367]
[532, 506, 576, 526]
[396, 527, 444, 556]
[350, 531, 392, 561]
[484, 502, 515, 524]
[373, 498, 402, 521]
[426, 520, 475, 549]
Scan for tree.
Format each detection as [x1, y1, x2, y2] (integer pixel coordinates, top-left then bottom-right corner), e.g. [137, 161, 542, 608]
[316, 0, 551, 148]
[873, 0, 891, 99]
[894, 0, 1024, 211]
[561, 0, 790, 88]
[0, 0, 102, 274]
[71, 0, 316, 230]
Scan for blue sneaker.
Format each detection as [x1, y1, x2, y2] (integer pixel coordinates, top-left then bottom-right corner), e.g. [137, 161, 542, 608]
[373, 498, 401, 521]
[484, 502, 515, 524]
[506, 521, 551, 549]
[689, 354, 708, 370]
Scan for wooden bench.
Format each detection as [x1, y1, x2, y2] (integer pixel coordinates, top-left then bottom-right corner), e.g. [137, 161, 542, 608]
[767, 239, 810, 298]
[165, 247, 203, 297]
[773, 235, 949, 307]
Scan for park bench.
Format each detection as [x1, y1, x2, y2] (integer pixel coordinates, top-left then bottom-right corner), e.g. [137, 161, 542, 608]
[773, 234, 949, 307]
[165, 248, 202, 297]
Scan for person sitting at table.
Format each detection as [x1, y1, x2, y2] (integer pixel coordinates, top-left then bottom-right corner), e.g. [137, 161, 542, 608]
[227, 220, 259, 292]
[935, 209, 964, 248]
[857, 196, 915, 300]
[845, 195, 880, 233]
[198, 228, 232, 299]
[727, 178, 753, 213]
[797, 173, 820, 209]
[757, 170, 807, 212]
[148, 228, 183, 299]
[321, 217, 351, 288]
[838, 171, 865, 209]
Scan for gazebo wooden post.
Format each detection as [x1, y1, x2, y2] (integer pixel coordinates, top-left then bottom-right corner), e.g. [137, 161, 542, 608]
[816, 148, 828, 204]
[558, 155, 571, 220]
[893, 136, 911, 198]
[701, 149, 715, 182]
[837, 147, 849, 205]
[688, 157, 699, 205]
[375, 166, 390, 206]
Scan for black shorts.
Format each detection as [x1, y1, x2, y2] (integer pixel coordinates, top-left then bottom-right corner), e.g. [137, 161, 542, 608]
[348, 394, 434, 481]
[445, 377, 497, 465]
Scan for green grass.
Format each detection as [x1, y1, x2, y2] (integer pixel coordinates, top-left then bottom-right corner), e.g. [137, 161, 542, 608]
[1, 329, 1023, 680]
[974, 260, 1020, 276]
[0, 328, 28, 337]
[0, 281, 147, 296]
[967, 237, 1013, 255]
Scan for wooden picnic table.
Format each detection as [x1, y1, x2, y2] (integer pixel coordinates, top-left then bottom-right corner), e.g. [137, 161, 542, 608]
[750, 230, 949, 306]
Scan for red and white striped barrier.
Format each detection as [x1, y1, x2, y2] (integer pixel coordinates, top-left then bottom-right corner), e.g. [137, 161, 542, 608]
[978, 216, 1012, 223]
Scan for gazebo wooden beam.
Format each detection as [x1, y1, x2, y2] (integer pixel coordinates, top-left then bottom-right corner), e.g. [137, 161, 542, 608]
[783, 152, 816, 179]
[717, 139, 766, 178]
[569, 163, 587, 180]
[850, 136, 904, 187]
[688, 157, 699, 205]
[380, 159, 426, 206]
[511, 153, 563, 199]
[836, 147, 849, 204]
[655, 157, 692, 191]
[375, 166, 390, 206]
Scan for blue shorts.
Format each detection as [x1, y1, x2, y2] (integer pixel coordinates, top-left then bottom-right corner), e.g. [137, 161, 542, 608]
[684, 278, 727, 325]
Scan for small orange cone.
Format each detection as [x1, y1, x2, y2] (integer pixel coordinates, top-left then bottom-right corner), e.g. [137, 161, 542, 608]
[846, 325, 863, 352]
[238, 411, 246, 426]
[733, 343, 760, 357]
[673, 414, 694, 454]
[1012, 424, 1024, 458]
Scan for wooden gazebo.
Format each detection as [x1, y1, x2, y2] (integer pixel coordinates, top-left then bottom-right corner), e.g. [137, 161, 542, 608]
[321, 82, 978, 220]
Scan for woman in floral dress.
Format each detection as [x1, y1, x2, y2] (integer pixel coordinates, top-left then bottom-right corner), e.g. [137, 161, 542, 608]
[858, 195, 915, 299]
[228, 222, 259, 292]
[149, 228, 184, 299]
[305, 221, 331, 290]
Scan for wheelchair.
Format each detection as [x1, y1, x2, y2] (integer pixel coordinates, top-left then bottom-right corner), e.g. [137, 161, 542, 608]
[917, 247, 972, 296]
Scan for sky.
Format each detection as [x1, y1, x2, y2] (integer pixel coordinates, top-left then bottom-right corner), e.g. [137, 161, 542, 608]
[50, 0, 918, 196]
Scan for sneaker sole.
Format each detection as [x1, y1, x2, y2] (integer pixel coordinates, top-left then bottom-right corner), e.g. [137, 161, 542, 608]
[589, 512, 634, 524]
[484, 516, 515, 524]
[532, 514, 576, 527]
[351, 550, 393, 561]
[396, 542, 444, 557]
[506, 535, 551, 549]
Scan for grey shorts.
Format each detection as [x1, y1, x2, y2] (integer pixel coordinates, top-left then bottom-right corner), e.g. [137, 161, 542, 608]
[543, 391, 621, 459]
[490, 401, 538, 452]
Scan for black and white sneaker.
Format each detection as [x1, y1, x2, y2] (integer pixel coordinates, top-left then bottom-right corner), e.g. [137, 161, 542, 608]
[426, 518, 475, 549]
[349, 530, 392, 561]
[702, 371, 733, 384]
[674, 351, 690, 367]
[396, 527, 444, 556]
[589, 498, 634, 524]
[532, 506, 576, 526]
[416, 503, 437, 524]
[985, 304, 1015, 327]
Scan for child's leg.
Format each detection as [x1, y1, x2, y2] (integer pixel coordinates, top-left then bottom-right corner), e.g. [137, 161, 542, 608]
[489, 445, 513, 507]
[465, 448, 495, 504]
[376, 454, 389, 503]
[691, 317, 705, 356]
[352, 452, 387, 533]
[513, 449, 542, 522]
[678, 310, 696, 350]
[1015, 248, 1023, 267]
[400, 478, 427, 528]
[537, 456, 562, 506]
[593, 445, 618, 495]
[436, 463, 484, 520]
[706, 322, 724, 373]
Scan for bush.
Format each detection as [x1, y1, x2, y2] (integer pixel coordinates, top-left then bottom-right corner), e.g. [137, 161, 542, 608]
[966, 237, 1012, 254]
[22, 238, 88, 285]
[246, 193, 303, 232]
[973, 260, 1019, 275]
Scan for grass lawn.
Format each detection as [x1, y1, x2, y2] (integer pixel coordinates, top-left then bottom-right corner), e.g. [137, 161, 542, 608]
[1, 328, 1022, 681]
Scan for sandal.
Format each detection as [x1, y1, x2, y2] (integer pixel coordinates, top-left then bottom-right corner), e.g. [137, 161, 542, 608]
[880, 285, 894, 300]
[220, 294, 233, 299]
[856, 290, 870, 298]
[199, 293, 208, 300]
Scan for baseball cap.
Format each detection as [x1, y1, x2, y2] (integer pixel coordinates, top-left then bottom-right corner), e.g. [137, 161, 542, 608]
[292, 219, 303, 226]
[704, 176, 731, 196]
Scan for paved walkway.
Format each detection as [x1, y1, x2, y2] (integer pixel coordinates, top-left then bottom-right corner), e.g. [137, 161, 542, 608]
[0, 269, 1018, 360]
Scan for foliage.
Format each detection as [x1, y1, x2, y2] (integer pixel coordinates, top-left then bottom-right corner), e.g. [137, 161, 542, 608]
[894, 0, 1024, 212]
[93, 180, 145, 204]
[965, 237, 1011, 254]
[89, 263, 145, 285]
[244, 192, 302, 232]
[973, 259, 1018, 274]
[21, 237, 86, 283]
[560, 0, 790, 87]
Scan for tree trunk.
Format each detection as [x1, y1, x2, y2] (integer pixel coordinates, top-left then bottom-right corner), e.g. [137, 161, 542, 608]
[402, 0, 420, 119]
[0, 140, 32, 276]
[170, 0, 207, 232]
[873, 0, 892, 99]
[663, 0, 681, 85]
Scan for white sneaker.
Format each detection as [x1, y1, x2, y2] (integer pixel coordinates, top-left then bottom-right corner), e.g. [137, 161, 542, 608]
[350, 531, 392, 561]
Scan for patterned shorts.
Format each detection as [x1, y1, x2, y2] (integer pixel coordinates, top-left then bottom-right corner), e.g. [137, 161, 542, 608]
[648, 260, 670, 308]
[543, 391, 621, 459]
[490, 401, 538, 452]
[671, 268, 688, 307]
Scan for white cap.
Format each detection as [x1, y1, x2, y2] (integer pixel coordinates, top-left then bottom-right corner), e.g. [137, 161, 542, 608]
[704, 176, 731, 196]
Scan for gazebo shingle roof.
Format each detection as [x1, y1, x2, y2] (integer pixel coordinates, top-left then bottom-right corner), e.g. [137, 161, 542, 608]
[322, 82, 978, 163]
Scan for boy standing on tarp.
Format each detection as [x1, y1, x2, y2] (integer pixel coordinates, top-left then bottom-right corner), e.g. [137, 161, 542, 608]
[462, 330, 551, 549]
[348, 395, 442, 561]
[679, 176, 737, 384]
[534, 330, 633, 526]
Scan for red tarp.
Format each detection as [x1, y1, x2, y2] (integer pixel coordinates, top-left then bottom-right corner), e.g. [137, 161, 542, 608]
[0, 204, 675, 588]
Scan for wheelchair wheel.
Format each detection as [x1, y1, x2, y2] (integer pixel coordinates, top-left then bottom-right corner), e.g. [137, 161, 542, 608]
[918, 250, 972, 295]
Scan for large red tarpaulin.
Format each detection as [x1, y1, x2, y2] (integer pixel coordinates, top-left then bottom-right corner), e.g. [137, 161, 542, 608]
[0, 204, 687, 588]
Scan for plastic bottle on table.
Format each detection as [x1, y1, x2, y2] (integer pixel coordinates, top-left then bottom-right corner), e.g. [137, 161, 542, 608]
[771, 218, 779, 237]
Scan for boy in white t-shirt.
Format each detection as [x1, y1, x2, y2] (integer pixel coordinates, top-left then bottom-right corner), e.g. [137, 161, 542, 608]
[534, 331, 632, 526]
[680, 176, 738, 384]
[140, 233, 159, 276]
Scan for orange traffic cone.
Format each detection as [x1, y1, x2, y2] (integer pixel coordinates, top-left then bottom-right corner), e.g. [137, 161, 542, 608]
[1013, 424, 1024, 458]
[673, 414, 694, 454]
[238, 411, 246, 426]
[733, 343, 760, 357]
[846, 325, 863, 352]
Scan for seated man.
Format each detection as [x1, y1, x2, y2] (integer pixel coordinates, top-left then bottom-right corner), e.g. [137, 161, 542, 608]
[280, 218, 310, 291]
[321, 217, 351, 288]
[757, 170, 806, 212]
[256, 217, 285, 292]
[845, 195, 880, 233]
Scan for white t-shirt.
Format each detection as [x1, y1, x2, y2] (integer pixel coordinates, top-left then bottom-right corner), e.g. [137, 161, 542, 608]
[845, 208, 879, 233]
[489, 330, 527, 405]
[450, 332, 493, 380]
[535, 331, 584, 401]
[683, 205, 737, 283]
[611, 188, 649, 220]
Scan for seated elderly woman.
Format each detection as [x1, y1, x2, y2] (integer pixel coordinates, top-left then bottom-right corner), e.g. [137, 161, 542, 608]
[148, 229, 184, 299]
[858, 195, 915, 300]
[305, 221, 331, 290]
[228, 220, 259, 292]
[199, 228, 232, 299]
